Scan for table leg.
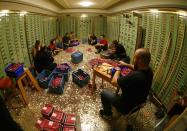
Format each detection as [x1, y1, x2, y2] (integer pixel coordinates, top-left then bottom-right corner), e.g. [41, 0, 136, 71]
[17, 79, 28, 105]
[92, 70, 97, 92]
[25, 69, 41, 92]
[101, 79, 104, 88]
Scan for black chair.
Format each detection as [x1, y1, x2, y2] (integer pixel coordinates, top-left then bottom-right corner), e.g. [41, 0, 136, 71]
[113, 102, 146, 131]
[126, 103, 146, 129]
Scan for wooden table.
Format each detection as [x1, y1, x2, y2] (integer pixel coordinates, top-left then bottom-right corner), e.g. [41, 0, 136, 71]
[92, 66, 117, 91]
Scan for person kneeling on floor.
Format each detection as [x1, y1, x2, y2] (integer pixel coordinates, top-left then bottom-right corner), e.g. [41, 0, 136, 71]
[100, 48, 153, 120]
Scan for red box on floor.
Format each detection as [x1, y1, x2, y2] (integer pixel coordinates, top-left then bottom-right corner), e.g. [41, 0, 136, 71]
[41, 104, 54, 118]
[63, 126, 76, 131]
[64, 114, 76, 126]
[43, 119, 62, 131]
[35, 118, 46, 130]
[50, 110, 66, 124]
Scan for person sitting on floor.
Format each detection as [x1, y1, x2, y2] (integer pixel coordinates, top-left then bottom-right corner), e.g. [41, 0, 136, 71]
[69, 32, 79, 46]
[100, 48, 153, 120]
[48, 39, 60, 55]
[31, 40, 42, 60]
[34, 46, 57, 73]
[70, 32, 76, 41]
[31, 40, 43, 76]
[108, 40, 126, 59]
[55, 36, 63, 49]
[63, 33, 70, 50]
[88, 33, 92, 45]
[90, 33, 97, 45]
[95, 34, 108, 54]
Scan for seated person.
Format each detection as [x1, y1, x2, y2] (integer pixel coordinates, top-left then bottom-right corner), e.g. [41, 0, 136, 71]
[34, 46, 57, 73]
[90, 33, 97, 45]
[31, 40, 42, 76]
[88, 33, 92, 45]
[55, 36, 63, 49]
[95, 34, 108, 54]
[107, 40, 126, 59]
[0, 77, 23, 131]
[63, 33, 70, 50]
[69, 32, 79, 46]
[31, 40, 42, 60]
[100, 48, 153, 120]
[70, 32, 77, 41]
[48, 39, 60, 55]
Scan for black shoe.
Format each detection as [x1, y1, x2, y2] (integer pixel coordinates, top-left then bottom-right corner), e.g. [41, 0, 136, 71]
[99, 110, 112, 120]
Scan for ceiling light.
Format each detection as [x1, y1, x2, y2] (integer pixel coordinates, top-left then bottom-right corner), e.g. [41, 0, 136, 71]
[20, 11, 27, 16]
[133, 10, 141, 13]
[79, 1, 93, 7]
[81, 14, 87, 18]
[149, 9, 159, 13]
[178, 11, 187, 16]
[0, 10, 9, 17]
[0, 10, 9, 14]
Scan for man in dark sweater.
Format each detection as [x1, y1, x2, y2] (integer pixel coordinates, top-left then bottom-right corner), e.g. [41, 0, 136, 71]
[100, 48, 153, 119]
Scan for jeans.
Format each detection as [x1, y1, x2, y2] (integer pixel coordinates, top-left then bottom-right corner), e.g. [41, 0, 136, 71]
[101, 89, 130, 115]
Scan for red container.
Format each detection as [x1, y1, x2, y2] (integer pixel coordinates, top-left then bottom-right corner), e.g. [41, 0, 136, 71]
[64, 114, 76, 126]
[63, 126, 76, 131]
[41, 104, 54, 118]
[35, 118, 46, 130]
[43, 119, 62, 131]
[50, 110, 66, 124]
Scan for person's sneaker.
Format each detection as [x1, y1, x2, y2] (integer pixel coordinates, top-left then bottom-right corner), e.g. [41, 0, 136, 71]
[99, 110, 112, 120]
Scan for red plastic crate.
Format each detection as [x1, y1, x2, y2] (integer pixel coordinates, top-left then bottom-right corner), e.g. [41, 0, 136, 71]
[41, 104, 54, 118]
[50, 110, 66, 124]
[63, 126, 76, 131]
[64, 114, 76, 126]
[35, 118, 46, 130]
[43, 119, 62, 131]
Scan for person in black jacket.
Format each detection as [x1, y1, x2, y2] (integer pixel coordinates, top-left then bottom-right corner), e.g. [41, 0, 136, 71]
[108, 40, 127, 60]
[90, 33, 97, 45]
[34, 46, 57, 73]
[63, 33, 70, 50]
[100, 48, 153, 119]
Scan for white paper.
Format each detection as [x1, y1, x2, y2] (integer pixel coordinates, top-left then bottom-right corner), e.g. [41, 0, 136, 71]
[42, 107, 47, 110]
[37, 120, 42, 124]
[48, 121, 53, 126]
[71, 117, 76, 121]
[52, 113, 57, 117]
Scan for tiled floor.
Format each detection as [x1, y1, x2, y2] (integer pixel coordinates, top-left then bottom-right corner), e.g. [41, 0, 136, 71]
[8, 44, 161, 131]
